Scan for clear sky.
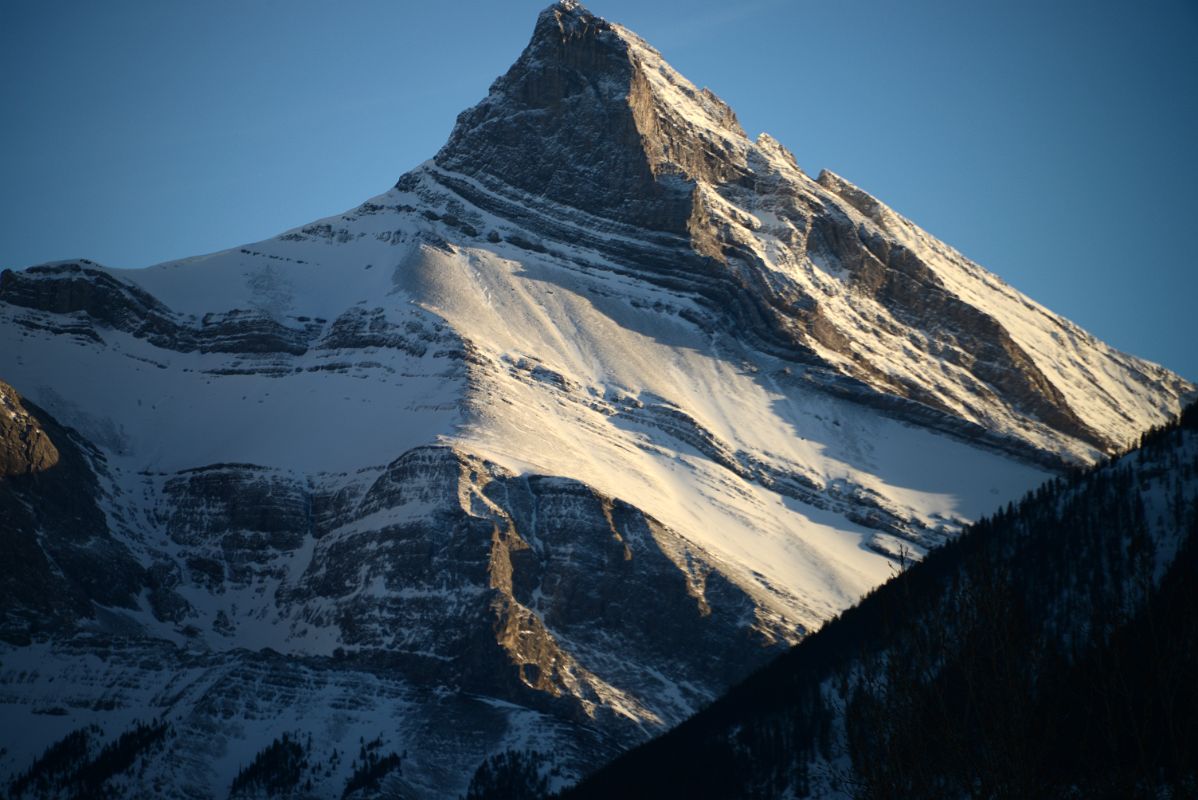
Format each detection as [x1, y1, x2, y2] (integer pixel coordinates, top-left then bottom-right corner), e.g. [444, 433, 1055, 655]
[2, 0, 1195, 380]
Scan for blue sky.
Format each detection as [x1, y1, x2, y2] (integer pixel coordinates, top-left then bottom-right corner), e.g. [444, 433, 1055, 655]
[2, 0, 1195, 380]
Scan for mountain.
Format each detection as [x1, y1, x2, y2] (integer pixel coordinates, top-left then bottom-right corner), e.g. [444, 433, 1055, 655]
[0, 2, 1191, 797]
[563, 402, 1198, 799]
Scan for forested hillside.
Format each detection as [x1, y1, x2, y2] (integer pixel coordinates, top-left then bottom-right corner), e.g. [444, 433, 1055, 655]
[554, 403, 1198, 799]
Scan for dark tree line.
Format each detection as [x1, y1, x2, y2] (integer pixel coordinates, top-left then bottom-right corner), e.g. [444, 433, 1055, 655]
[7, 720, 171, 799]
[227, 731, 404, 799]
[463, 750, 551, 800]
[341, 735, 403, 799]
[229, 733, 309, 798]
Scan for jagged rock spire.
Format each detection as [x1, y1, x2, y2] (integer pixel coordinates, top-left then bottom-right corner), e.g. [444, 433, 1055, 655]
[435, 1, 751, 234]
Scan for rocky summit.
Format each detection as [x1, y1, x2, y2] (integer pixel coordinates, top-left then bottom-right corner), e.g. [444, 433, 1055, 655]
[0, 2, 1192, 797]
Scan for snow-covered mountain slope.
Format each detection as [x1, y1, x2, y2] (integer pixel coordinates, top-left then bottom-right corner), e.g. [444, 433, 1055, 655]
[0, 2, 1191, 797]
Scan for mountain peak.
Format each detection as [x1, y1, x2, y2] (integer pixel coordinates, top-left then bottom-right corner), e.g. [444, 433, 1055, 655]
[534, 0, 596, 33]
[529, 0, 605, 49]
[433, 0, 751, 234]
[425, 3, 1192, 460]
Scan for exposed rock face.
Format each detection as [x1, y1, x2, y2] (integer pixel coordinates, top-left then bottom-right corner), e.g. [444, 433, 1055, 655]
[0, 262, 174, 338]
[0, 381, 148, 645]
[0, 425, 782, 794]
[0, 381, 58, 476]
[436, 3, 727, 236]
[0, 2, 1192, 798]
[0, 262, 325, 356]
[807, 172, 1099, 446]
[147, 445, 780, 715]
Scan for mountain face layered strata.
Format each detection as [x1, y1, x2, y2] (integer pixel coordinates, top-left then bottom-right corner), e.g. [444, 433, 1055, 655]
[0, 2, 1192, 797]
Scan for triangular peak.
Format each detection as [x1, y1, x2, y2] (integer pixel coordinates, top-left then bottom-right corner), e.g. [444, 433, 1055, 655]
[433, 1, 752, 234]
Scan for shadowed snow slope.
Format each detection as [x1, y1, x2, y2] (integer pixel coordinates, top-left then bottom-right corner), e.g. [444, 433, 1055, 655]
[0, 2, 1191, 797]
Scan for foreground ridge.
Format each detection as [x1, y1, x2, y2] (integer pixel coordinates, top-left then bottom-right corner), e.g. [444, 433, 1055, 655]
[564, 403, 1198, 798]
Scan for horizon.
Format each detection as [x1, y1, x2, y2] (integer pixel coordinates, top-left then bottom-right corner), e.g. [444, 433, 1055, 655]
[2, 0, 1195, 380]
